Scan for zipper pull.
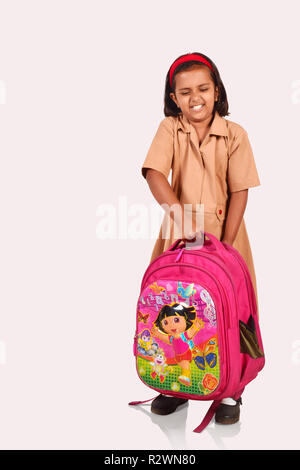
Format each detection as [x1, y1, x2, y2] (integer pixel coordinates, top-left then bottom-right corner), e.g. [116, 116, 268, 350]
[175, 247, 184, 262]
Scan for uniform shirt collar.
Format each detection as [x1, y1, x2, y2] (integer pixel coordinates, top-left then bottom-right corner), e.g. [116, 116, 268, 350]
[177, 111, 228, 137]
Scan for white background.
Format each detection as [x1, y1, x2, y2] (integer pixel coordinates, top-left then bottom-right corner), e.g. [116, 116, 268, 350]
[0, 0, 300, 450]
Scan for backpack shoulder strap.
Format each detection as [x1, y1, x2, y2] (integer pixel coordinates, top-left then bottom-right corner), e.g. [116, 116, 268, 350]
[193, 400, 222, 433]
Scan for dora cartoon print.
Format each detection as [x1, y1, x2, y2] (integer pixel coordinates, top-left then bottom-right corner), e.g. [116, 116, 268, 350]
[151, 303, 204, 387]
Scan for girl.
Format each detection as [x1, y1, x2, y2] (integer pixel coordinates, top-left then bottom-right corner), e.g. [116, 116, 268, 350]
[141, 52, 261, 424]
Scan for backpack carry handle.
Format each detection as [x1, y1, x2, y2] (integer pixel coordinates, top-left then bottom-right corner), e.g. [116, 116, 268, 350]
[202, 232, 227, 252]
[167, 239, 185, 251]
[167, 233, 204, 251]
[168, 232, 226, 253]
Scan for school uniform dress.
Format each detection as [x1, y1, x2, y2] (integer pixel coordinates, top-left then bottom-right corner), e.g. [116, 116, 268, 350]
[141, 111, 261, 309]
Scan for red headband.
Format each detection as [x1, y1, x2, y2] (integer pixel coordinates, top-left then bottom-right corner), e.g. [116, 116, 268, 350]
[169, 54, 214, 87]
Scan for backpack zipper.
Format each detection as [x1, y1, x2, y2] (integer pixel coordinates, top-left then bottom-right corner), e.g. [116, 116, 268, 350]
[175, 249, 239, 324]
[222, 244, 256, 318]
[141, 251, 239, 328]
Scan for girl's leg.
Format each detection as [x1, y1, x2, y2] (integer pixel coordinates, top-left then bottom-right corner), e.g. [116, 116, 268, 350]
[177, 360, 191, 386]
[215, 397, 242, 424]
[221, 398, 237, 405]
[150, 394, 188, 415]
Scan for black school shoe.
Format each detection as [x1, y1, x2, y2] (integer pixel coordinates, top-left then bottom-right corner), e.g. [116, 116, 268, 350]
[151, 394, 188, 415]
[215, 397, 242, 425]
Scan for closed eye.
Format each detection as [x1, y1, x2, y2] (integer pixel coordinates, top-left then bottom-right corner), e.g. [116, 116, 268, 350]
[181, 89, 209, 95]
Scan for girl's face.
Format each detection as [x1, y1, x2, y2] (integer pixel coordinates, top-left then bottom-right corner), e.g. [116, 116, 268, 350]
[169, 65, 219, 125]
[162, 314, 186, 335]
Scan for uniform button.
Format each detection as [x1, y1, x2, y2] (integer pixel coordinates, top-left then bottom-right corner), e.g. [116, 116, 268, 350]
[219, 209, 222, 214]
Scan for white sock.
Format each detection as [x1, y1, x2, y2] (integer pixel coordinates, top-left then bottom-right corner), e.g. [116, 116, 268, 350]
[221, 397, 237, 406]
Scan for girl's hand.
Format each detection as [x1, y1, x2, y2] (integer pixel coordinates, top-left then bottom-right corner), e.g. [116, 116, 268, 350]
[151, 326, 159, 337]
[194, 318, 204, 331]
[182, 218, 202, 242]
[221, 237, 234, 246]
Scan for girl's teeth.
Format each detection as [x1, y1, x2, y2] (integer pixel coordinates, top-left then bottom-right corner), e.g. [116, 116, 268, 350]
[193, 105, 203, 110]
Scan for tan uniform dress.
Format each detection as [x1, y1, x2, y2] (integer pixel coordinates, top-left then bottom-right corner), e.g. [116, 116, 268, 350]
[141, 111, 261, 310]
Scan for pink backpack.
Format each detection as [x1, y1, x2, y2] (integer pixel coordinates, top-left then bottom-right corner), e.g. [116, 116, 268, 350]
[129, 232, 265, 433]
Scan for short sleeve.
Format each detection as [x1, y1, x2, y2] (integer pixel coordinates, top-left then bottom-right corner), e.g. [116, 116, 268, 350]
[141, 117, 174, 179]
[227, 130, 261, 192]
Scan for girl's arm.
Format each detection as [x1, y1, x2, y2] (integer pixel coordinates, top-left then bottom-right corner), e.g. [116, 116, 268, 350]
[186, 318, 204, 339]
[146, 169, 196, 239]
[151, 326, 171, 344]
[222, 189, 248, 245]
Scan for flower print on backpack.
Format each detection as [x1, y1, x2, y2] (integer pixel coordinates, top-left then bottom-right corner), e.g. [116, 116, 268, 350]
[151, 303, 204, 387]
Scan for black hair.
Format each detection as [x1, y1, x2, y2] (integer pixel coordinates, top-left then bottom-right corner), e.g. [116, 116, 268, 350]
[154, 302, 197, 334]
[164, 52, 230, 117]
